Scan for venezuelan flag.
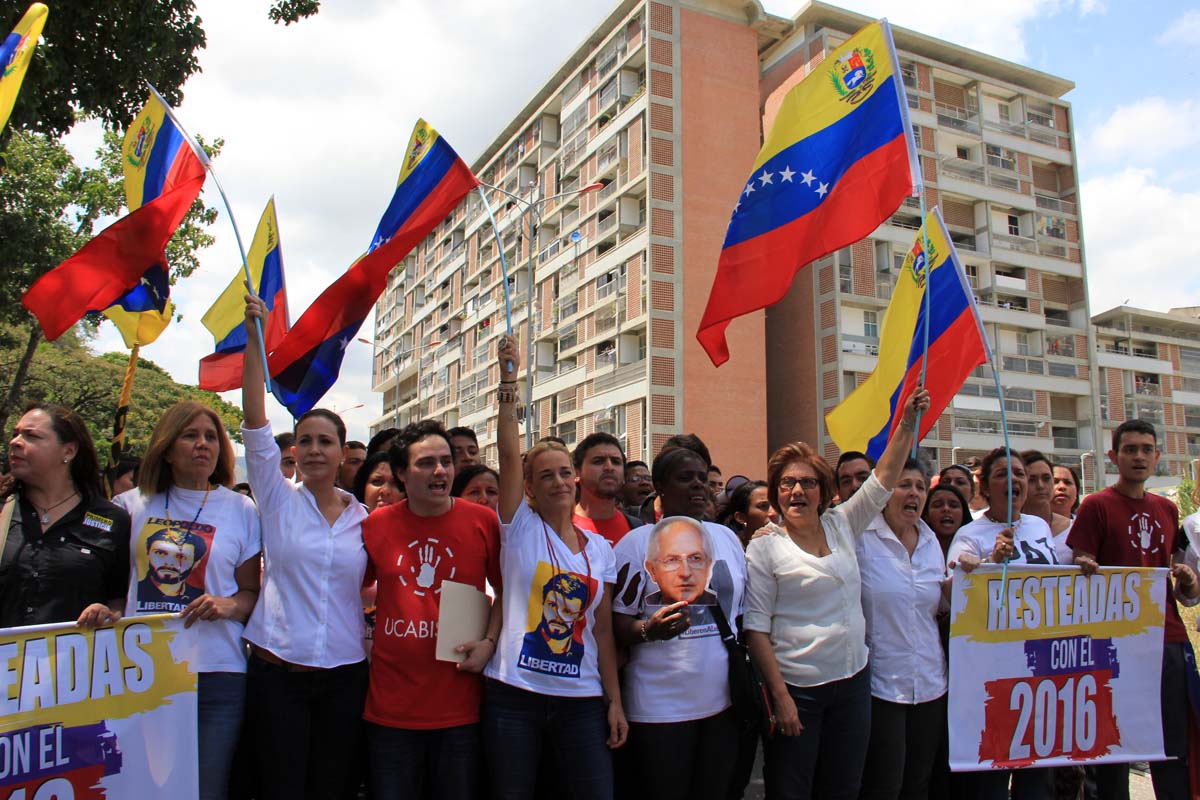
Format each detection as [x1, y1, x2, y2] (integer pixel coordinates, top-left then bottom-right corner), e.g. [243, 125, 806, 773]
[23, 91, 205, 340]
[826, 208, 989, 458]
[696, 20, 919, 366]
[0, 3, 47, 132]
[198, 199, 289, 392]
[266, 119, 478, 417]
[100, 93, 203, 347]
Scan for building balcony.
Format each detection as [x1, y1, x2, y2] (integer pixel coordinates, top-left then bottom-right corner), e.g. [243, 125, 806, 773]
[936, 102, 981, 135]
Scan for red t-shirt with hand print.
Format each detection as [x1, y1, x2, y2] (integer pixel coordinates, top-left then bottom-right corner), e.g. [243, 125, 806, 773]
[362, 499, 502, 728]
[1067, 486, 1188, 642]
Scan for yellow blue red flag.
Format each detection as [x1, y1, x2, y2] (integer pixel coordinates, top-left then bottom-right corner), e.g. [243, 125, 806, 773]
[0, 3, 47, 132]
[697, 20, 919, 365]
[198, 198, 289, 392]
[825, 207, 989, 458]
[266, 118, 478, 416]
[100, 90, 210, 347]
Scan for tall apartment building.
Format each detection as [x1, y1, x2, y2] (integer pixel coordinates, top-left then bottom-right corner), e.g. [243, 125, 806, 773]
[761, 4, 1099, 482]
[369, 0, 1099, 480]
[1093, 305, 1200, 486]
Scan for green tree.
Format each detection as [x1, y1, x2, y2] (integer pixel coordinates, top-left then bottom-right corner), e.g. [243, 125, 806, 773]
[0, 129, 221, 435]
[0, 325, 243, 452]
[1, 1, 322, 138]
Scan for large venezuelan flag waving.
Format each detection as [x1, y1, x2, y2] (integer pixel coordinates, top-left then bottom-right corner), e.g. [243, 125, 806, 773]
[825, 207, 989, 459]
[101, 92, 203, 348]
[696, 20, 919, 366]
[22, 91, 205, 341]
[0, 3, 47, 132]
[266, 119, 478, 417]
[198, 198, 289, 392]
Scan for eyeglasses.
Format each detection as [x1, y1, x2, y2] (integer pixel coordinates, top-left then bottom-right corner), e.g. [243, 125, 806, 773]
[779, 476, 819, 491]
[655, 554, 709, 571]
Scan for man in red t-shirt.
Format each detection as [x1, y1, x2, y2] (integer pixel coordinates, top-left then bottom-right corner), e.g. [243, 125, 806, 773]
[1068, 419, 1200, 800]
[361, 420, 502, 800]
[572, 432, 640, 547]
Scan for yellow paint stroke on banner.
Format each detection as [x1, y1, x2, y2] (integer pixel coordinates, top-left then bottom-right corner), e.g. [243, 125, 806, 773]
[0, 615, 197, 733]
[951, 566, 1164, 644]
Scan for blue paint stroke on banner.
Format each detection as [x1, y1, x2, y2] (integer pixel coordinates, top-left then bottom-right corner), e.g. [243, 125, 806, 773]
[1024, 635, 1120, 679]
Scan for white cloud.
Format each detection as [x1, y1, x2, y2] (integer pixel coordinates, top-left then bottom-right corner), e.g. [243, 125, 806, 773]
[1080, 168, 1200, 314]
[69, 0, 615, 438]
[1157, 9, 1200, 45]
[1084, 98, 1200, 169]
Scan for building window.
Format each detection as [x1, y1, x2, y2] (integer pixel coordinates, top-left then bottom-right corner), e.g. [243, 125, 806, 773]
[1004, 387, 1035, 414]
[843, 372, 858, 396]
[986, 144, 1016, 171]
[964, 263, 979, 288]
[839, 262, 853, 294]
[863, 311, 879, 339]
[1007, 214, 1021, 236]
[1015, 331, 1031, 356]
[956, 145, 972, 161]
[999, 103, 1011, 122]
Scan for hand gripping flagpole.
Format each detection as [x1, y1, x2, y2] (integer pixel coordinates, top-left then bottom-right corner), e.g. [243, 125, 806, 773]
[146, 83, 272, 393]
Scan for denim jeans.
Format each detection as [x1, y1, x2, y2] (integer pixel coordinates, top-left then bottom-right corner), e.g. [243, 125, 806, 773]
[367, 721, 481, 800]
[198, 671, 246, 800]
[626, 708, 739, 800]
[762, 666, 872, 800]
[482, 678, 613, 800]
[246, 656, 369, 800]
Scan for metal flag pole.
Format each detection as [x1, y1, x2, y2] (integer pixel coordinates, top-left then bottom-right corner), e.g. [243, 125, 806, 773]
[146, 82, 272, 392]
[479, 180, 604, 450]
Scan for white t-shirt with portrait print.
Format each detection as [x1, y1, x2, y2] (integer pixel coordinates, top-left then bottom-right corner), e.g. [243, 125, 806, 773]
[484, 500, 616, 697]
[116, 486, 262, 673]
[948, 513, 1059, 568]
[612, 520, 747, 723]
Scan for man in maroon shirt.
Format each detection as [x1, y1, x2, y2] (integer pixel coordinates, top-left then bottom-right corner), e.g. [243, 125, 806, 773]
[1068, 419, 1200, 800]
[572, 432, 641, 547]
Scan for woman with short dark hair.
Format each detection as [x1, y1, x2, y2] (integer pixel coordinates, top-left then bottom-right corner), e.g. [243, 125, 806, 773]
[1, 403, 130, 629]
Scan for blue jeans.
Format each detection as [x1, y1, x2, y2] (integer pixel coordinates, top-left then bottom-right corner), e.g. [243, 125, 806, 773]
[198, 671, 246, 800]
[367, 722, 480, 800]
[482, 678, 613, 800]
[627, 708, 739, 800]
[763, 666, 872, 800]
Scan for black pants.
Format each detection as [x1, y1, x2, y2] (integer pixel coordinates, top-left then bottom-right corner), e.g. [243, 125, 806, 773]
[1093, 640, 1190, 800]
[763, 667, 873, 800]
[858, 695, 946, 800]
[247, 655, 369, 800]
[627, 708, 740, 800]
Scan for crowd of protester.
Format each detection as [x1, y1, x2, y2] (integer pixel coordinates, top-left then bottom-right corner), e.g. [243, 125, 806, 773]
[1, 300, 1198, 800]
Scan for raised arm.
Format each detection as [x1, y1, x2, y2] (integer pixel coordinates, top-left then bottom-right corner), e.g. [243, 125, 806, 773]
[873, 387, 930, 490]
[242, 292, 269, 430]
[496, 334, 524, 524]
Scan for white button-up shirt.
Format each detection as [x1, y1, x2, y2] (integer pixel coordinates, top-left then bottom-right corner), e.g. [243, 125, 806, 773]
[242, 423, 368, 668]
[744, 473, 891, 687]
[857, 514, 948, 704]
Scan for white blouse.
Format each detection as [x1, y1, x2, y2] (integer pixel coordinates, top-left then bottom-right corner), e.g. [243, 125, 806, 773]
[743, 473, 891, 687]
[241, 423, 368, 668]
[856, 514, 947, 704]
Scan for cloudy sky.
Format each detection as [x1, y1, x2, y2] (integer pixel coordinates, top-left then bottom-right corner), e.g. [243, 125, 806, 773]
[62, 0, 1200, 438]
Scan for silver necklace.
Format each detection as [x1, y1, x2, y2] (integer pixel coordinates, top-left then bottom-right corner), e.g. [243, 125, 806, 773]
[33, 491, 78, 525]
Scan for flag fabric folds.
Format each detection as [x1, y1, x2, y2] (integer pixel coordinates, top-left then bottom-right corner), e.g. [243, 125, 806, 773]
[22, 92, 205, 340]
[0, 3, 47, 132]
[696, 19, 920, 366]
[198, 199, 289, 392]
[825, 207, 989, 459]
[266, 119, 478, 417]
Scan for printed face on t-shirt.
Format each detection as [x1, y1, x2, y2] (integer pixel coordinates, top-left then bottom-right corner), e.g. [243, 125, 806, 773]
[518, 563, 598, 677]
[645, 522, 713, 605]
[135, 518, 214, 612]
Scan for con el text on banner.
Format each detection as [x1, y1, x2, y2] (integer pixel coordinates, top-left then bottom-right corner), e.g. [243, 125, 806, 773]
[949, 564, 1167, 771]
[0, 615, 199, 799]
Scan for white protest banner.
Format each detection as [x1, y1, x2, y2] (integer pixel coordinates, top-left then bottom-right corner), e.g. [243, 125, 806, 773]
[0, 614, 198, 799]
[949, 564, 1167, 771]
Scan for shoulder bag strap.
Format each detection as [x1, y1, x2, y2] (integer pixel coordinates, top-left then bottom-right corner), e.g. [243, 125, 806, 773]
[0, 494, 16, 565]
